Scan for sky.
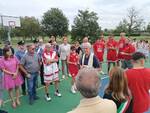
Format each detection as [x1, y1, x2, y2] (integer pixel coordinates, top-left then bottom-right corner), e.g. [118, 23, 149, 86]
[0, 0, 150, 30]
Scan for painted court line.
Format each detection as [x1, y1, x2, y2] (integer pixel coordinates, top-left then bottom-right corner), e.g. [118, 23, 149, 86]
[3, 76, 109, 104]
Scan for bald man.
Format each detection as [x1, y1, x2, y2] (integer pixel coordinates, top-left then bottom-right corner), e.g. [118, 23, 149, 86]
[68, 67, 117, 113]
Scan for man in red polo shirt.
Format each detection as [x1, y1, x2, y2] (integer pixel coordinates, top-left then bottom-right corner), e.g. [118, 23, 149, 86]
[106, 34, 118, 72]
[126, 52, 150, 113]
[121, 38, 135, 69]
[118, 32, 126, 66]
[93, 36, 105, 63]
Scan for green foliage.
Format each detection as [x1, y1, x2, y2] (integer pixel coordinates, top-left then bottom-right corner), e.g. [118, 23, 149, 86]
[12, 16, 41, 40]
[0, 27, 8, 41]
[42, 8, 69, 37]
[147, 23, 150, 33]
[71, 9, 101, 43]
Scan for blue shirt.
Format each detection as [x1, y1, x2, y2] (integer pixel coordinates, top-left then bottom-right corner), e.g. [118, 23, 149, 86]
[35, 47, 43, 58]
[15, 50, 26, 61]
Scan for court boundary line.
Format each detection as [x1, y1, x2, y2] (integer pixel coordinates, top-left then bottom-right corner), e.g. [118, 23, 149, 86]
[3, 76, 109, 104]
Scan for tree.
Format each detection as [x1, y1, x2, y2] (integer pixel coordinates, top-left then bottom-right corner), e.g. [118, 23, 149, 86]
[71, 9, 101, 42]
[42, 8, 69, 37]
[13, 16, 41, 40]
[147, 23, 150, 33]
[115, 7, 144, 36]
[113, 19, 128, 35]
[127, 7, 144, 35]
[0, 28, 8, 41]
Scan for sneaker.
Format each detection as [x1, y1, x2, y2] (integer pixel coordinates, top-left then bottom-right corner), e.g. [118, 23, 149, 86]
[71, 87, 76, 94]
[68, 74, 72, 77]
[45, 94, 51, 101]
[62, 75, 65, 79]
[100, 71, 105, 75]
[55, 91, 62, 97]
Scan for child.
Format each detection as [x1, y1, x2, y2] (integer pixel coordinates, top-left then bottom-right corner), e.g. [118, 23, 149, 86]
[42, 43, 61, 101]
[67, 45, 79, 94]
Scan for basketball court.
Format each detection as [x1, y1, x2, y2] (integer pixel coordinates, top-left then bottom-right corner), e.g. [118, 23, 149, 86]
[0, 61, 150, 113]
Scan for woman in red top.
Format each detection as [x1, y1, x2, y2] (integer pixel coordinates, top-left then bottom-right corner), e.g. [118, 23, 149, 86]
[67, 45, 79, 94]
[106, 34, 118, 72]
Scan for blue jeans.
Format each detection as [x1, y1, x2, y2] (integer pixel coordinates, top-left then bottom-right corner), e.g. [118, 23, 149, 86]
[27, 72, 38, 100]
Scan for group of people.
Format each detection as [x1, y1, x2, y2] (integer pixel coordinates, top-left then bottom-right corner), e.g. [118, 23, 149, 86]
[0, 32, 149, 113]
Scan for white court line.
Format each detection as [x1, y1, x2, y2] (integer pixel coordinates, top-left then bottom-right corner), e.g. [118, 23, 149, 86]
[3, 76, 109, 104]
[3, 78, 65, 104]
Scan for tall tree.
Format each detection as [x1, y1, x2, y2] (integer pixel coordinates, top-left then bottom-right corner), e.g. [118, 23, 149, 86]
[115, 7, 144, 36]
[127, 7, 144, 35]
[71, 9, 101, 42]
[147, 23, 150, 33]
[42, 8, 69, 37]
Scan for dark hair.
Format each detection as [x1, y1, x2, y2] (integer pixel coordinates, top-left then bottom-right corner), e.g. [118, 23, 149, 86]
[105, 67, 131, 102]
[70, 45, 76, 51]
[132, 52, 145, 61]
[3, 47, 13, 59]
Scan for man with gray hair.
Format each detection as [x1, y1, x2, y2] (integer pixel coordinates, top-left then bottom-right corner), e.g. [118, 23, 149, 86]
[80, 42, 100, 70]
[68, 67, 117, 113]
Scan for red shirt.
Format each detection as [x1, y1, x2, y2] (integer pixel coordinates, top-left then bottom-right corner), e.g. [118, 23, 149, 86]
[122, 43, 135, 60]
[126, 68, 150, 113]
[106, 38, 118, 61]
[68, 52, 79, 78]
[93, 39, 105, 62]
[118, 37, 126, 59]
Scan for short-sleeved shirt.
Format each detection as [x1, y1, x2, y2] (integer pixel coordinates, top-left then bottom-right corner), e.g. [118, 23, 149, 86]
[35, 46, 43, 58]
[106, 39, 118, 61]
[59, 43, 70, 60]
[80, 54, 100, 68]
[93, 40, 105, 62]
[15, 50, 26, 61]
[122, 43, 135, 60]
[20, 52, 41, 73]
[118, 37, 126, 59]
[126, 68, 150, 113]
[0, 56, 19, 74]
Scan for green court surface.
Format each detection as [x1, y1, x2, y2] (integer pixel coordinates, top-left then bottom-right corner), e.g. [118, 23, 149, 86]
[2, 78, 81, 113]
[1, 60, 150, 113]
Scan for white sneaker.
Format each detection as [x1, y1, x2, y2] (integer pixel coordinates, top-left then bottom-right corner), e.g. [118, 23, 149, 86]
[62, 75, 65, 79]
[71, 87, 76, 94]
[45, 94, 51, 101]
[55, 91, 62, 97]
[100, 71, 105, 75]
[68, 74, 72, 77]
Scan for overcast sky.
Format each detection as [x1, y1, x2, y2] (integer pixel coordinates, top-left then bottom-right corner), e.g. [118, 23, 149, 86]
[0, 0, 150, 29]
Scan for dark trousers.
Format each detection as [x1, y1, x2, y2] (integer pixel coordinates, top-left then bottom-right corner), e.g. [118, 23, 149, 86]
[108, 62, 116, 72]
[40, 63, 45, 86]
[20, 71, 26, 94]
